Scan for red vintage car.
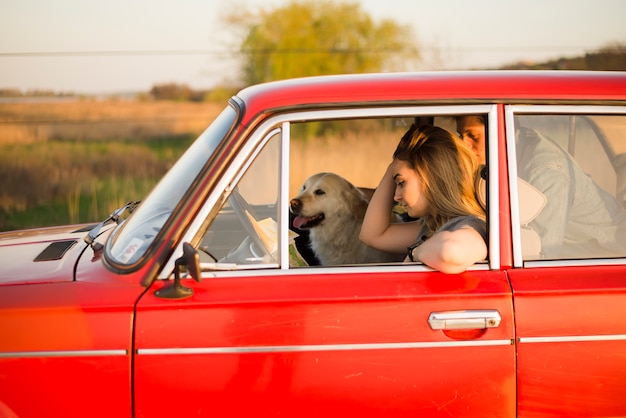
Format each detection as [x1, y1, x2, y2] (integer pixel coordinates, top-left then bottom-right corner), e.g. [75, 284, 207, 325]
[1, 71, 626, 417]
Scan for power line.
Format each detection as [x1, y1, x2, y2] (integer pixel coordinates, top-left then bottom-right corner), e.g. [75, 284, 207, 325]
[0, 117, 210, 125]
[0, 45, 600, 58]
[0, 50, 230, 57]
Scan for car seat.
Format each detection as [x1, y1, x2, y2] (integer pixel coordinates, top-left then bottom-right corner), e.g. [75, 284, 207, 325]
[475, 168, 546, 258]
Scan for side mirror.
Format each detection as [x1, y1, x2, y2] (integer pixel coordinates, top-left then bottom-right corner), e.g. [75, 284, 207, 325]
[155, 242, 201, 300]
[181, 242, 201, 283]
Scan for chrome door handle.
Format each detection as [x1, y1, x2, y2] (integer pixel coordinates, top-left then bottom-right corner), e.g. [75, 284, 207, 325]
[428, 310, 501, 330]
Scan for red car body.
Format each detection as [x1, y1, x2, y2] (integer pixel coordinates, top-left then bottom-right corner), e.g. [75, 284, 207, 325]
[1, 71, 625, 417]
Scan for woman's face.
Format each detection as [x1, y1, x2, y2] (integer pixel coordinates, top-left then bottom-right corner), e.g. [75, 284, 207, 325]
[391, 158, 428, 218]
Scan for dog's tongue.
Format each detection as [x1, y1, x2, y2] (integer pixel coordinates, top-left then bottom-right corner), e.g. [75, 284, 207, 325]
[293, 215, 310, 229]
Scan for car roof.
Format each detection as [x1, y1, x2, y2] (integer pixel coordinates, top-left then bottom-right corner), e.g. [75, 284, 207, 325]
[235, 71, 626, 123]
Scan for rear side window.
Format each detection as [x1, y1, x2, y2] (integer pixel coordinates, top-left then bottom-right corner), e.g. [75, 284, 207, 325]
[511, 111, 626, 261]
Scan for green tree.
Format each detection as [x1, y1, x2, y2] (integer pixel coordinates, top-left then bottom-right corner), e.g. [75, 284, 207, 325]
[230, 0, 419, 84]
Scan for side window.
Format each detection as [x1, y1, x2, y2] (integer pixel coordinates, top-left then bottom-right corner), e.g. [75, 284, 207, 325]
[287, 114, 489, 267]
[200, 132, 281, 266]
[513, 113, 626, 260]
[196, 108, 493, 272]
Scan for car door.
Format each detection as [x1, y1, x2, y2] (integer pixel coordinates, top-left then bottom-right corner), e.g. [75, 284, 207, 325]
[505, 106, 626, 417]
[133, 106, 516, 417]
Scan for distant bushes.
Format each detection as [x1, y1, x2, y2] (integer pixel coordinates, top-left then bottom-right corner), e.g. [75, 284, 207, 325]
[501, 42, 626, 71]
[148, 82, 241, 102]
[149, 83, 206, 102]
[0, 88, 76, 98]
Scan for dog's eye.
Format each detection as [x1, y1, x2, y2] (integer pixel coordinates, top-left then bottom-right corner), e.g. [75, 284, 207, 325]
[314, 189, 325, 196]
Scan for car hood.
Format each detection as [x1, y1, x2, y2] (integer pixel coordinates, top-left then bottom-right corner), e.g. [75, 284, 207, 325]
[0, 224, 96, 285]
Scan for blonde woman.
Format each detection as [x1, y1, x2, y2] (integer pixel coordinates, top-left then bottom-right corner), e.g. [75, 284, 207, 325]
[360, 124, 487, 273]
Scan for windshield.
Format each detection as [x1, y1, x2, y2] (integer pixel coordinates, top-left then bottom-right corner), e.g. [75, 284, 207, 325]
[105, 104, 238, 267]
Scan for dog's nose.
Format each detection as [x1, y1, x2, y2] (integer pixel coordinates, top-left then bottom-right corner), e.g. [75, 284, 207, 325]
[290, 198, 302, 213]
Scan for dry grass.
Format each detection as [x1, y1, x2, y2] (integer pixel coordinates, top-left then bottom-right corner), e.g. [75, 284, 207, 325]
[0, 99, 223, 144]
[289, 129, 398, 197]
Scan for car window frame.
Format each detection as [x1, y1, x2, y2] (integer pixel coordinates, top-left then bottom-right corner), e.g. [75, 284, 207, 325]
[505, 104, 626, 268]
[163, 104, 499, 280]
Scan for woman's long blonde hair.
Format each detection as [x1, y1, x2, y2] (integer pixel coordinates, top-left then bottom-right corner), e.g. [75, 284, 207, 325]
[393, 124, 485, 233]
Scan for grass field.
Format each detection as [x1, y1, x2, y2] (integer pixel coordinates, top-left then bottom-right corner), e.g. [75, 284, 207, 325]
[0, 99, 223, 231]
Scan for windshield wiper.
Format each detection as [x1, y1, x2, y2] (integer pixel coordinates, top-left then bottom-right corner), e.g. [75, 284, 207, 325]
[83, 200, 141, 251]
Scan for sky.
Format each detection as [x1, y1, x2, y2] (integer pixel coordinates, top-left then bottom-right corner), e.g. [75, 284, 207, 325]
[1, 0, 625, 94]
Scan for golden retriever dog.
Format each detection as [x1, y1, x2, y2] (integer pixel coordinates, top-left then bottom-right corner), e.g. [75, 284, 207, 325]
[290, 172, 403, 266]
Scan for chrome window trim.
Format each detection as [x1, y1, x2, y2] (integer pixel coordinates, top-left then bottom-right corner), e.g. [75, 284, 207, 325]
[279, 122, 291, 270]
[196, 261, 489, 280]
[486, 105, 500, 270]
[506, 104, 626, 268]
[164, 104, 497, 279]
[505, 109, 524, 267]
[523, 258, 626, 268]
[137, 339, 514, 356]
[265, 105, 495, 123]
[507, 105, 626, 115]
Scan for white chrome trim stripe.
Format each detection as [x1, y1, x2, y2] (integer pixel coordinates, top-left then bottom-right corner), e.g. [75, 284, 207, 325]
[507, 105, 626, 115]
[137, 339, 513, 355]
[197, 261, 489, 279]
[486, 105, 500, 270]
[0, 349, 128, 359]
[279, 121, 290, 270]
[519, 335, 626, 344]
[504, 107, 524, 268]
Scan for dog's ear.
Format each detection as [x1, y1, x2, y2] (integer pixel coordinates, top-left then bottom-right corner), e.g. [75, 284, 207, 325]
[346, 187, 370, 220]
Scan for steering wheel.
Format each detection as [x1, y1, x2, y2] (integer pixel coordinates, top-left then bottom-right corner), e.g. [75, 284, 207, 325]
[228, 188, 275, 263]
